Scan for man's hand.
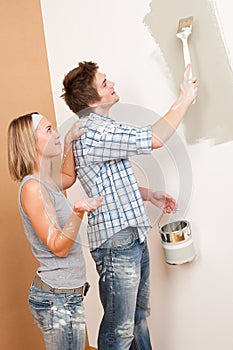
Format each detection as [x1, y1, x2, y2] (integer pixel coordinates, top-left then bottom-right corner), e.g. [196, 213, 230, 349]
[148, 190, 177, 214]
[179, 64, 198, 105]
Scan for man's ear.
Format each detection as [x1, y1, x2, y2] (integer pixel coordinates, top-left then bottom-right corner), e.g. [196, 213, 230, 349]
[88, 100, 98, 108]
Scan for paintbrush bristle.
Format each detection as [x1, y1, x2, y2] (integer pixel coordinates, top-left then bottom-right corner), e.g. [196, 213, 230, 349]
[177, 16, 193, 33]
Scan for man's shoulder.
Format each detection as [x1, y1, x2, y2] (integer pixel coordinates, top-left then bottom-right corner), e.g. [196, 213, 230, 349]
[83, 113, 114, 129]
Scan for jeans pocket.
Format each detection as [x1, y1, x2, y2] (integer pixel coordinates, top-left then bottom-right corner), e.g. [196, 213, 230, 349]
[110, 231, 137, 252]
[91, 248, 103, 274]
[29, 297, 53, 332]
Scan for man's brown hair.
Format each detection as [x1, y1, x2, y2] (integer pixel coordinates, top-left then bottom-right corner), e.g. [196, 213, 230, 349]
[61, 61, 101, 114]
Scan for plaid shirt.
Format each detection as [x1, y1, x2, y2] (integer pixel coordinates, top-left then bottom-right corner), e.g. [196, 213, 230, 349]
[73, 113, 152, 250]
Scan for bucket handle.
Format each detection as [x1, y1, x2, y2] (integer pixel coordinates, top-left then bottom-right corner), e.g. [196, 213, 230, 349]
[157, 211, 164, 230]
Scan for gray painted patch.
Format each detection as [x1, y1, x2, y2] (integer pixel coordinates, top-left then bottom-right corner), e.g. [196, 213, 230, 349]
[144, 0, 233, 145]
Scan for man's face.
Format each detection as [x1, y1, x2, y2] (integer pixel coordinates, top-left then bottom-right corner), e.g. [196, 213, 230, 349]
[93, 71, 120, 107]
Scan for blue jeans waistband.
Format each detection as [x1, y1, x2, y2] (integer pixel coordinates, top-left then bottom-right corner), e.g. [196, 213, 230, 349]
[99, 226, 139, 249]
[32, 274, 90, 295]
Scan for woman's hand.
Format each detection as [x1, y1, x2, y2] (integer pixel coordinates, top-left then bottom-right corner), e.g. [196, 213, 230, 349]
[61, 120, 86, 191]
[73, 194, 104, 214]
[64, 120, 85, 148]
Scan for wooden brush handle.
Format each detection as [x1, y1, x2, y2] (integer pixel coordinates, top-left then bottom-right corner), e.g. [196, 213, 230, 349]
[181, 39, 196, 104]
[181, 38, 192, 77]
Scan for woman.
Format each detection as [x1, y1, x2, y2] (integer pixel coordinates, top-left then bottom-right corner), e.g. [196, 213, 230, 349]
[7, 112, 103, 350]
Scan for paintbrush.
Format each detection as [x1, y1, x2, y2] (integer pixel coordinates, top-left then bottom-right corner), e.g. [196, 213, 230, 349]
[176, 16, 196, 103]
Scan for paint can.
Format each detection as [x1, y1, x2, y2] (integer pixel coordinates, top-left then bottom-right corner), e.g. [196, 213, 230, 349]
[159, 219, 196, 265]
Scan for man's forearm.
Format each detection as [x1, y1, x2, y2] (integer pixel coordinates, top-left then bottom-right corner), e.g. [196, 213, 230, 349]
[151, 65, 198, 149]
[151, 97, 190, 148]
[139, 187, 152, 201]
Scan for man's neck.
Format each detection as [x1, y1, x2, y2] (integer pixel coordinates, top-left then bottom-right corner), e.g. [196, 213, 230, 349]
[93, 102, 116, 116]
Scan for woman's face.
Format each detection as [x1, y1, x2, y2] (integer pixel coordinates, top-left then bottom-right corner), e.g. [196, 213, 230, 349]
[35, 117, 61, 158]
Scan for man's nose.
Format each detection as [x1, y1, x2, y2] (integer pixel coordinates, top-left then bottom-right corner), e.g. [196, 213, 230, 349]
[108, 80, 115, 88]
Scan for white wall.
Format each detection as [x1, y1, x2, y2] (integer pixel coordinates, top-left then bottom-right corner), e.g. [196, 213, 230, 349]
[40, 0, 233, 348]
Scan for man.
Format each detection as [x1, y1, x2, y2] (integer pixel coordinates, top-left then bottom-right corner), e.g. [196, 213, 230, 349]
[61, 61, 198, 349]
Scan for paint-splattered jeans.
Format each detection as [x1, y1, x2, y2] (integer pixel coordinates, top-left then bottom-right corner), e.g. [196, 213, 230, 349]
[28, 286, 86, 350]
[91, 226, 152, 350]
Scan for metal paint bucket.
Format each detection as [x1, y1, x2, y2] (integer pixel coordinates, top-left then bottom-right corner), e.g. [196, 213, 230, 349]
[159, 220, 196, 265]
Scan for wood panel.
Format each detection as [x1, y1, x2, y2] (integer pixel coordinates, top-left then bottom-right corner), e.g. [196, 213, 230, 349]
[0, 1, 56, 349]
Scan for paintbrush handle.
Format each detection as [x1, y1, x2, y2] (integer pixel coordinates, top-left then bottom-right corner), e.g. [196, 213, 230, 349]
[181, 38, 196, 104]
[180, 38, 192, 77]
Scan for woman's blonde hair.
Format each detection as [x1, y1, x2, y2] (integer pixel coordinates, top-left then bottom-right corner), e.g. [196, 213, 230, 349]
[8, 113, 38, 181]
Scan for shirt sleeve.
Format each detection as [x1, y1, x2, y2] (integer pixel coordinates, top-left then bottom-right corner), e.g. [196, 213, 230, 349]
[85, 121, 152, 162]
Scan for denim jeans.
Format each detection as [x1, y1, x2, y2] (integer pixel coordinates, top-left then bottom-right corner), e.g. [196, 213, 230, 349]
[91, 227, 152, 350]
[28, 286, 86, 350]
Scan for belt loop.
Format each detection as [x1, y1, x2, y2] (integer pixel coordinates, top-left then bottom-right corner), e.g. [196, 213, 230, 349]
[83, 282, 90, 296]
[133, 227, 139, 240]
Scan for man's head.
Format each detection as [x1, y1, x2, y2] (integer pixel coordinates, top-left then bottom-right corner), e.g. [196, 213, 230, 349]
[61, 61, 119, 114]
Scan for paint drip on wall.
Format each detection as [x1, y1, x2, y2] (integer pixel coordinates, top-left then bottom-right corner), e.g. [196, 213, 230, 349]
[144, 0, 233, 145]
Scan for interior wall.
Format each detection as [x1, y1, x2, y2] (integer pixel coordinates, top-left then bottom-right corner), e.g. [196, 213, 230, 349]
[40, 0, 233, 349]
[144, 0, 233, 145]
[0, 1, 56, 349]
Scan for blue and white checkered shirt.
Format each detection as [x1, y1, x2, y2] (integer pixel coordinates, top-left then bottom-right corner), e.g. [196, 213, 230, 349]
[73, 113, 152, 251]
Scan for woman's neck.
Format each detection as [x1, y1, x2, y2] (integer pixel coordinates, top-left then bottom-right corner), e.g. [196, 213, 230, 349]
[33, 157, 54, 184]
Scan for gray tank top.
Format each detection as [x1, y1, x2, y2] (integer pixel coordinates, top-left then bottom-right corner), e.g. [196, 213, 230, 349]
[18, 175, 86, 288]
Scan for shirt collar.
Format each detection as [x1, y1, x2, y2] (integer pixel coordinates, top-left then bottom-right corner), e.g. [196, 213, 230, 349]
[90, 112, 114, 122]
